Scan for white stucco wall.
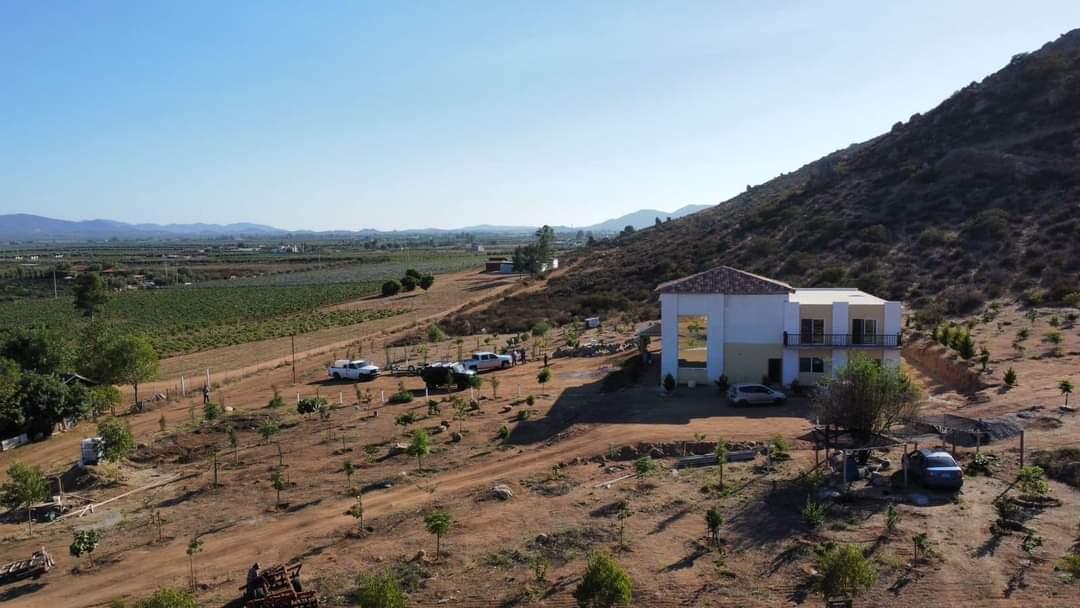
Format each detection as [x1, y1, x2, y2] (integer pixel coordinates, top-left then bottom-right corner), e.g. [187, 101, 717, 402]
[660, 293, 727, 385]
[661, 292, 790, 385]
[883, 301, 902, 335]
[831, 302, 849, 341]
[725, 295, 787, 343]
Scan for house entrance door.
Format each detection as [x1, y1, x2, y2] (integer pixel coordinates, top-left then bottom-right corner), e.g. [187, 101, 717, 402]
[767, 358, 782, 385]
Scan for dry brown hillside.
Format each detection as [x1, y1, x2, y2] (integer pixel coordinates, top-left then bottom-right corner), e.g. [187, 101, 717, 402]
[448, 29, 1080, 334]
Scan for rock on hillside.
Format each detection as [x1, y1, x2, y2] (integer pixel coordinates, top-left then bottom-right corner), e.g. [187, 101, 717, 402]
[448, 29, 1080, 334]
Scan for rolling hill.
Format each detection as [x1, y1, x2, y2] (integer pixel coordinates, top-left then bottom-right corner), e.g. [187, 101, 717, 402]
[446, 29, 1080, 334]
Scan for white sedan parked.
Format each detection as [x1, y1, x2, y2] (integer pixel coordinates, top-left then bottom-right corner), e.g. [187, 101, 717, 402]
[727, 384, 787, 406]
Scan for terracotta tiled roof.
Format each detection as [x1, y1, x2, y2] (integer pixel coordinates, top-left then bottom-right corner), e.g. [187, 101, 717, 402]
[655, 266, 794, 295]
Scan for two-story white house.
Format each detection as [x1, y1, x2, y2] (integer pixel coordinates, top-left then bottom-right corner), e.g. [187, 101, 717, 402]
[657, 266, 901, 387]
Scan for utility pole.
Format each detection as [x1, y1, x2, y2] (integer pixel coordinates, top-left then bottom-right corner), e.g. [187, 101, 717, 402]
[52, 267, 58, 299]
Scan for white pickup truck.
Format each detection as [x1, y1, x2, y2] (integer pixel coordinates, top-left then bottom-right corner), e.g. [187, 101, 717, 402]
[328, 359, 380, 381]
[461, 351, 512, 372]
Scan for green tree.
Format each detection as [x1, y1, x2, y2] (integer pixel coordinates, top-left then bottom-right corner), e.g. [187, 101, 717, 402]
[271, 469, 286, 506]
[424, 510, 452, 557]
[408, 429, 431, 471]
[203, 402, 221, 421]
[419, 274, 435, 291]
[135, 588, 199, 608]
[73, 272, 109, 319]
[258, 417, 280, 444]
[814, 544, 878, 601]
[69, 528, 102, 568]
[633, 456, 658, 477]
[574, 551, 632, 608]
[344, 460, 356, 491]
[186, 538, 203, 592]
[2, 327, 72, 375]
[531, 321, 552, 337]
[2, 462, 48, 536]
[1059, 379, 1074, 407]
[99, 335, 160, 405]
[16, 371, 74, 438]
[714, 440, 728, 487]
[97, 417, 135, 462]
[355, 570, 408, 608]
[537, 367, 552, 391]
[86, 385, 121, 419]
[405, 268, 422, 280]
[228, 426, 239, 464]
[705, 507, 723, 548]
[381, 280, 402, 297]
[427, 324, 447, 343]
[349, 494, 365, 529]
[0, 357, 23, 432]
[1018, 466, 1050, 497]
[400, 275, 417, 291]
[452, 397, 468, 433]
[813, 354, 921, 438]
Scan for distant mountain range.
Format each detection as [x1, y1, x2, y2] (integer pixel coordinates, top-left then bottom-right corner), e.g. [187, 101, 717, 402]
[0, 205, 712, 241]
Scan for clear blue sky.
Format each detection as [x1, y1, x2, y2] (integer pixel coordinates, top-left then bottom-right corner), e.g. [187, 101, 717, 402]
[2, 2, 1078, 231]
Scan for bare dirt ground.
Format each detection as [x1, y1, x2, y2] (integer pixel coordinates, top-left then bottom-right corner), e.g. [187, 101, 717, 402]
[1, 301, 1078, 607]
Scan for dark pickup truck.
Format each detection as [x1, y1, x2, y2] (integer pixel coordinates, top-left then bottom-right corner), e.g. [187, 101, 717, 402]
[420, 362, 477, 391]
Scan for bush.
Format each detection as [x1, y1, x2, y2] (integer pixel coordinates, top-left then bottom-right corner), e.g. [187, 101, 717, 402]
[419, 274, 435, 290]
[663, 373, 676, 393]
[814, 544, 878, 600]
[1059, 554, 1080, 581]
[203, 402, 221, 421]
[574, 552, 632, 608]
[389, 382, 414, 405]
[530, 321, 552, 337]
[525, 395, 535, 406]
[714, 375, 729, 390]
[516, 409, 530, 422]
[97, 418, 135, 462]
[633, 456, 658, 477]
[1018, 466, 1050, 497]
[381, 280, 402, 297]
[134, 588, 199, 608]
[496, 425, 510, 441]
[401, 275, 417, 291]
[802, 498, 826, 529]
[355, 570, 408, 608]
[1004, 367, 1017, 387]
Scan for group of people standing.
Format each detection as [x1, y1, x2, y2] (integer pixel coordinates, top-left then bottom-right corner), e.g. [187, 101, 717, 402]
[509, 348, 550, 367]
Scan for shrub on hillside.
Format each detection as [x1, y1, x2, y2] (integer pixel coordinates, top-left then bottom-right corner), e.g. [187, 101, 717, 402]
[381, 280, 402, 297]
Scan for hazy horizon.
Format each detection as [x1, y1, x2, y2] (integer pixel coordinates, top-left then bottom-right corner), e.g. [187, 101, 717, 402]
[3, 2, 1079, 230]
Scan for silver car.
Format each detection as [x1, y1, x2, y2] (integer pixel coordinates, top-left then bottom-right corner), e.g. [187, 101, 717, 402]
[728, 384, 787, 406]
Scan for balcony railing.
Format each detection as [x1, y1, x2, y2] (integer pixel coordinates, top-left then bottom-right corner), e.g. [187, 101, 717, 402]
[784, 332, 902, 347]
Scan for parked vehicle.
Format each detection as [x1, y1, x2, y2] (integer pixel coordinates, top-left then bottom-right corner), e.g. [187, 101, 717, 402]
[328, 359, 379, 381]
[420, 362, 477, 391]
[727, 384, 786, 406]
[907, 448, 964, 490]
[461, 351, 512, 372]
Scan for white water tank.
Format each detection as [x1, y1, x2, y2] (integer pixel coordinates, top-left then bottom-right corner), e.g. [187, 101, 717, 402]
[80, 437, 103, 466]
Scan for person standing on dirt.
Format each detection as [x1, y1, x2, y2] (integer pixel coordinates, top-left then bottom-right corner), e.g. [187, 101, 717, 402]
[202, 385, 210, 405]
[246, 562, 262, 599]
[543, 352, 549, 367]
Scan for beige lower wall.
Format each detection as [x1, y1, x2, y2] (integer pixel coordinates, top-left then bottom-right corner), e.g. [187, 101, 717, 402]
[723, 343, 784, 384]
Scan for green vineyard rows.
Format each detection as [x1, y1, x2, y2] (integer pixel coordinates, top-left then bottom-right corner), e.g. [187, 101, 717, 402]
[0, 282, 405, 358]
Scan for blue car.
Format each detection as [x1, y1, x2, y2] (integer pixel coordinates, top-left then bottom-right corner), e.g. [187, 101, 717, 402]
[908, 448, 964, 491]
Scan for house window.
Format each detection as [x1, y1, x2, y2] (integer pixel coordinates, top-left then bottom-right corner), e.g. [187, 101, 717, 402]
[678, 315, 708, 368]
[799, 357, 824, 373]
[800, 319, 825, 344]
[852, 319, 878, 344]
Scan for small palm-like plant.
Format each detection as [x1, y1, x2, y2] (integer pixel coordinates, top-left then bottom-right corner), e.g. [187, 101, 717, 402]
[705, 507, 723, 548]
[1059, 379, 1074, 407]
[425, 510, 452, 558]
